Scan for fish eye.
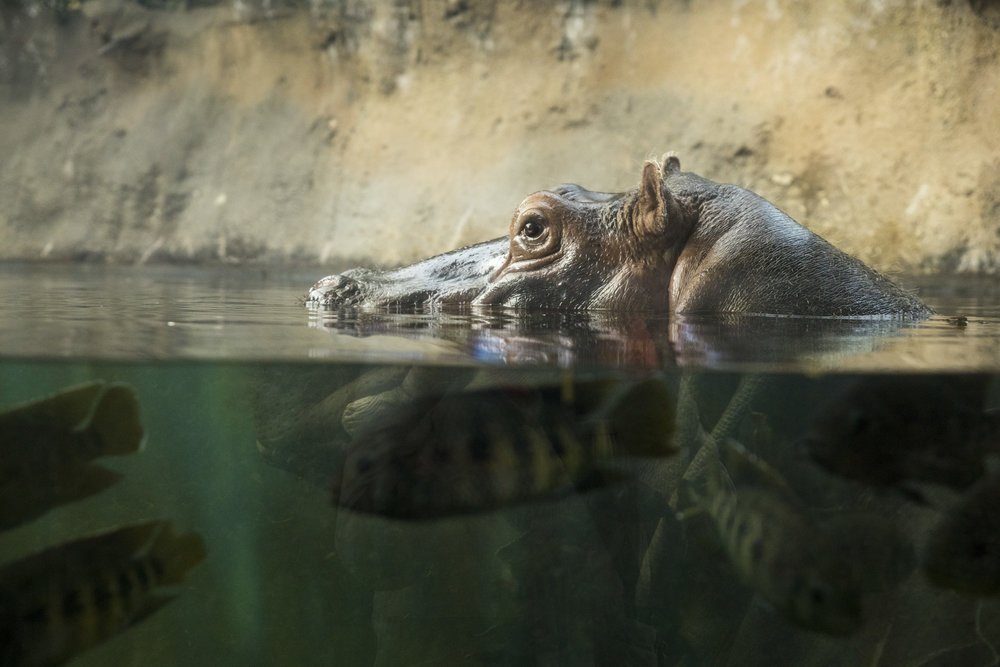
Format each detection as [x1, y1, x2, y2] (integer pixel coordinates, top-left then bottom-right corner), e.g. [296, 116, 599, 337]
[519, 213, 547, 240]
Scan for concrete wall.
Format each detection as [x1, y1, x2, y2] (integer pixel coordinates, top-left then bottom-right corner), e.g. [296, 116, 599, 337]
[2, 0, 999, 273]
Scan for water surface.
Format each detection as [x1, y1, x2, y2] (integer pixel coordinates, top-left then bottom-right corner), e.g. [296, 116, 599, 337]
[1, 262, 998, 371]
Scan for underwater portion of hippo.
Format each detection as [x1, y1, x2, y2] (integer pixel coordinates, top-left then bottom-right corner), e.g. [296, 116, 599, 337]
[308, 156, 932, 318]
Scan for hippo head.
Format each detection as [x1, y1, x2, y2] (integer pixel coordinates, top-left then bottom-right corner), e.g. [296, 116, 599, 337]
[472, 156, 689, 310]
[308, 156, 692, 312]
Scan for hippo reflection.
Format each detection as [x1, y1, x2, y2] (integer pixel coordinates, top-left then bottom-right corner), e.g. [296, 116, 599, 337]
[309, 156, 931, 318]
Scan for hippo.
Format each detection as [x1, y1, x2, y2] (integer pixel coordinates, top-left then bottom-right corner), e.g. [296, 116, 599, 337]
[308, 156, 932, 318]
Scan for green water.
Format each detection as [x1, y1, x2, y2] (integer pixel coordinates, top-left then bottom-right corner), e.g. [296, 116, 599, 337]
[0, 361, 374, 665]
[2, 264, 1000, 666]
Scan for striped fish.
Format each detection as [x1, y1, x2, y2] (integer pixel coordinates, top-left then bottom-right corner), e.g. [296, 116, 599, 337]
[0, 382, 144, 531]
[0, 520, 206, 666]
[331, 377, 676, 519]
[678, 438, 862, 636]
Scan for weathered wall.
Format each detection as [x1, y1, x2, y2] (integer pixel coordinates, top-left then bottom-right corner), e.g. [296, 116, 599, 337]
[2, 0, 999, 272]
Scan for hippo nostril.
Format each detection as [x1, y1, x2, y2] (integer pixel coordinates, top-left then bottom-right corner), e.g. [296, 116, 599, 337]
[311, 276, 335, 290]
[306, 273, 363, 307]
[311, 274, 350, 291]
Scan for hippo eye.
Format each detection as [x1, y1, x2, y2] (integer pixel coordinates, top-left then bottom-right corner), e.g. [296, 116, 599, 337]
[519, 214, 547, 240]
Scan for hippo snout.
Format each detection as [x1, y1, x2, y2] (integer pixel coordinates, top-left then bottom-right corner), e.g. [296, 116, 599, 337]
[307, 273, 363, 307]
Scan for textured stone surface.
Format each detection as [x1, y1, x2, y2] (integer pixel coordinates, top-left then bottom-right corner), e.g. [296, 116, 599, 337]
[1, 0, 998, 272]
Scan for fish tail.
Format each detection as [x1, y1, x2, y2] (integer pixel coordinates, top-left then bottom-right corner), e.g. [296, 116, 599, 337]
[145, 522, 207, 587]
[85, 383, 145, 457]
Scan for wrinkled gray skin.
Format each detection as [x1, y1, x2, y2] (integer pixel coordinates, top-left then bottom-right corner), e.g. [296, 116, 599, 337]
[308, 156, 932, 318]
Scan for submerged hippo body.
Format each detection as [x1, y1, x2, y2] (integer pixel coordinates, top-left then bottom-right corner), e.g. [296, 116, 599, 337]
[309, 157, 932, 318]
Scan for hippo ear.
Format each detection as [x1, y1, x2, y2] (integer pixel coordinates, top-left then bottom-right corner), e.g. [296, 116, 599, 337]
[661, 153, 681, 174]
[637, 160, 667, 236]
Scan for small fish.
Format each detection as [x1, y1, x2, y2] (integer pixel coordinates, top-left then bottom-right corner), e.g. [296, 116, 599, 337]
[0, 520, 206, 666]
[678, 438, 862, 636]
[923, 469, 1000, 596]
[0, 382, 145, 530]
[331, 377, 677, 519]
[804, 374, 999, 493]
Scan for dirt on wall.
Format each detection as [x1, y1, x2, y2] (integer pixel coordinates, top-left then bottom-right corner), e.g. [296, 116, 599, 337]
[1, 0, 999, 273]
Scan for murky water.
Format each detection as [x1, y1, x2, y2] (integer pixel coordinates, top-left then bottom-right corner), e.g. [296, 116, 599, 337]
[1, 262, 1000, 666]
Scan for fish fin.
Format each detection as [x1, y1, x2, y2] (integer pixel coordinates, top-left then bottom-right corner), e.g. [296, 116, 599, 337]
[146, 521, 207, 586]
[0, 381, 105, 431]
[607, 379, 678, 458]
[86, 383, 145, 457]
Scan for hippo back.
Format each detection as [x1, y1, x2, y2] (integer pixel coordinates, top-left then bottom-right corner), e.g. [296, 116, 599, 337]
[666, 176, 931, 319]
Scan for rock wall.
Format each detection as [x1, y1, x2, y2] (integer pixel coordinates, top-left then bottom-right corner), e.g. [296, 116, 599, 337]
[2, 0, 999, 272]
